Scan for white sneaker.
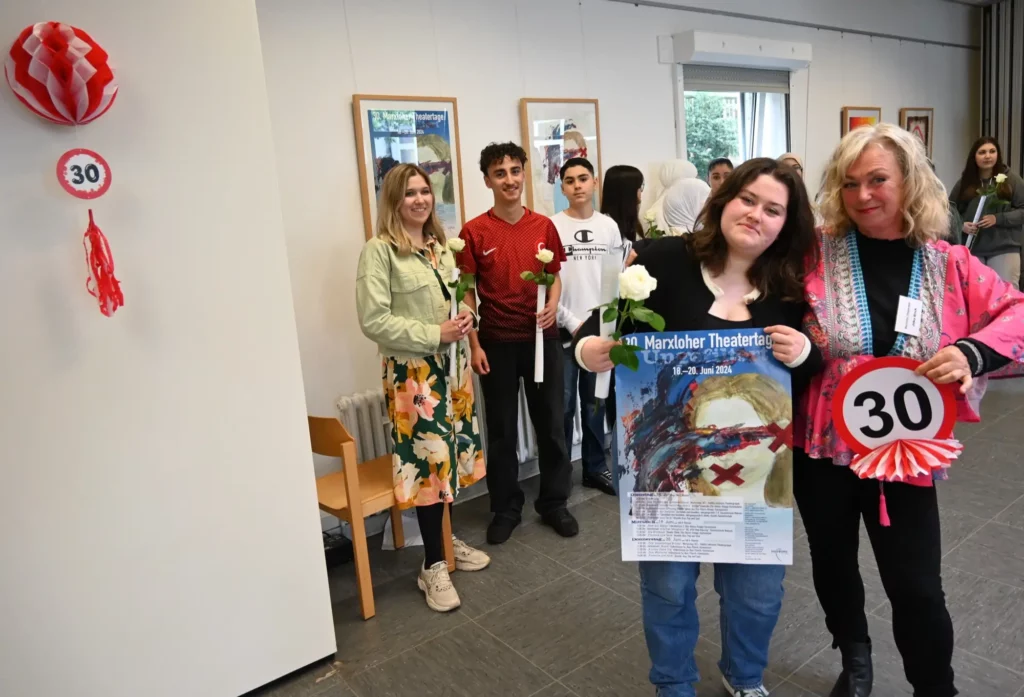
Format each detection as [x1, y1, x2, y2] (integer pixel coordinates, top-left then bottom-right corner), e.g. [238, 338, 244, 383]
[417, 561, 461, 612]
[452, 536, 491, 572]
[722, 677, 769, 696]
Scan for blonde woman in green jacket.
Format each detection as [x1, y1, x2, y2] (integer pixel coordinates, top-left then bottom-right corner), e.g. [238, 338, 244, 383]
[355, 163, 490, 613]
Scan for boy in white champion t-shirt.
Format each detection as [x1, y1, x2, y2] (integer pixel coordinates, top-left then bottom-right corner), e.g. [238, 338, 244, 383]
[552, 158, 628, 496]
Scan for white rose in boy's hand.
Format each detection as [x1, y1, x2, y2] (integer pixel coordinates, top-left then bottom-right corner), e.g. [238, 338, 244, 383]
[447, 238, 466, 253]
[536, 249, 555, 264]
[619, 265, 658, 301]
[644, 210, 657, 223]
[995, 173, 1008, 184]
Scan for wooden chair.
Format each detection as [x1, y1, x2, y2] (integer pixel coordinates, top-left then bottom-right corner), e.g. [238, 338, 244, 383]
[308, 416, 454, 620]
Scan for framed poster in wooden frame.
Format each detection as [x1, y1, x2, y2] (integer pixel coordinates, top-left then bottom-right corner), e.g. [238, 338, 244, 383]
[900, 107, 934, 158]
[519, 98, 602, 216]
[352, 94, 466, 240]
[841, 106, 882, 136]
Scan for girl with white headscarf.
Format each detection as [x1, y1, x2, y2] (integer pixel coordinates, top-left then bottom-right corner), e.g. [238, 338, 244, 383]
[662, 177, 711, 235]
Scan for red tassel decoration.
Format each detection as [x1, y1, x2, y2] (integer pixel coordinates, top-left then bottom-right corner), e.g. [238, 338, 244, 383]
[878, 482, 891, 528]
[82, 209, 123, 316]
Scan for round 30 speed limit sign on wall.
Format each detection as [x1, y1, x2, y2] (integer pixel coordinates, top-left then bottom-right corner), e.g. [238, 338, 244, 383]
[833, 356, 958, 456]
[56, 148, 112, 200]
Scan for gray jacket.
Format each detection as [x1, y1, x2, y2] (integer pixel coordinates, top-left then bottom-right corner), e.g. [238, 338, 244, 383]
[950, 170, 1024, 257]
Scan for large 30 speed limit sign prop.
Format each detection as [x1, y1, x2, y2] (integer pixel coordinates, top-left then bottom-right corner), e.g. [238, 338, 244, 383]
[834, 357, 962, 482]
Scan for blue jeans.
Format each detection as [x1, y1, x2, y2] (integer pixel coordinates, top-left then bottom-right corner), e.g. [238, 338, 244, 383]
[562, 346, 607, 476]
[639, 560, 785, 696]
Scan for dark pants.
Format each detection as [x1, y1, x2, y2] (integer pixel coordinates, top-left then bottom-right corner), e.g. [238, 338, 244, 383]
[562, 345, 608, 476]
[416, 502, 450, 567]
[793, 449, 956, 697]
[479, 339, 572, 520]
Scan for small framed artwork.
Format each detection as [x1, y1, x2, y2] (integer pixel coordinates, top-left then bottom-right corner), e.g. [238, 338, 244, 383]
[841, 106, 882, 136]
[900, 107, 934, 158]
[519, 98, 602, 216]
[352, 94, 466, 240]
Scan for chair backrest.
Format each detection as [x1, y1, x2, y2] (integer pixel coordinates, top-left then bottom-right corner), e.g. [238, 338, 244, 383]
[308, 416, 355, 457]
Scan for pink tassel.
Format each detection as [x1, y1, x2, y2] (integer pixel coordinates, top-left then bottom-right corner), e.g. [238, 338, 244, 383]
[878, 483, 891, 527]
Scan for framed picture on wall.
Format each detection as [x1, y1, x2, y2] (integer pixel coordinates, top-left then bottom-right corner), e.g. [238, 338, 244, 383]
[900, 107, 934, 158]
[352, 94, 466, 240]
[519, 98, 602, 216]
[841, 106, 882, 136]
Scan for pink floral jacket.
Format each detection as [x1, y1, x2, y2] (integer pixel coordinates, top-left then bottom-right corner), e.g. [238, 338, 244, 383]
[797, 234, 1024, 467]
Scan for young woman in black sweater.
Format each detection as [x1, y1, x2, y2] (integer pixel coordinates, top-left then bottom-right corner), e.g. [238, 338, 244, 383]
[571, 157, 820, 697]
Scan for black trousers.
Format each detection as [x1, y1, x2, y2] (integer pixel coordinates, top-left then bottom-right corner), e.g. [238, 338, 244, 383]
[793, 449, 956, 697]
[478, 339, 572, 519]
[416, 502, 450, 567]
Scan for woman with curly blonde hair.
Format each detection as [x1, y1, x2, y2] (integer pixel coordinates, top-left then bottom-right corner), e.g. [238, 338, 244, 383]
[795, 123, 1024, 697]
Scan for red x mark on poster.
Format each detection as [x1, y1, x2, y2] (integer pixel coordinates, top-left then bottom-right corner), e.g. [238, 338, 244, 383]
[710, 463, 745, 486]
[766, 422, 793, 453]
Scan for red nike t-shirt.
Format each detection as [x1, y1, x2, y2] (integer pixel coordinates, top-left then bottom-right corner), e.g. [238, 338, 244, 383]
[457, 209, 566, 343]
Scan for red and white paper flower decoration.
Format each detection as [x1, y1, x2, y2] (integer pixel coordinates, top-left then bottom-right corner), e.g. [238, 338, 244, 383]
[850, 438, 963, 482]
[4, 22, 117, 125]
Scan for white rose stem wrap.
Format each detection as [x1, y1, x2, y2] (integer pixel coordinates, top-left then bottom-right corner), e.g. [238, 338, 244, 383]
[534, 284, 546, 383]
[449, 267, 459, 382]
[594, 253, 621, 399]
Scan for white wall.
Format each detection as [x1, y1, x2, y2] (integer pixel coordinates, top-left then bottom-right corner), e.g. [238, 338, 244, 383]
[257, 0, 980, 474]
[0, 2, 335, 696]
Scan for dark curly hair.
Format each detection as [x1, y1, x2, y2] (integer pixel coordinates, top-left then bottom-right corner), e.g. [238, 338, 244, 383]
[479, 142, 528, 175]
[957, 136, 1013, 202]
[686, 157, 817, 301]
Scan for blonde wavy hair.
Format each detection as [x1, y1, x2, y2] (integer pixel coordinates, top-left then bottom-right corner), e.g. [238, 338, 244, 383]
[375, 163, 447, 255]
[818, 123, 949, 245]
[686, 373, 793, 508]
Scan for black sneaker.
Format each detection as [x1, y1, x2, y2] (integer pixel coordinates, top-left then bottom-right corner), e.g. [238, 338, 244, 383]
[582, 469, 617, 496]
[540, 508, 579, 537]
[486, 515, 520, 545]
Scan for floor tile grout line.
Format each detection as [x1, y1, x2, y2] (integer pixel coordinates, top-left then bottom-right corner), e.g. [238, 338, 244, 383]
[942, 556, 1024, 592]
[557, 625, 646, 682]
[467, 615, 574, 693]
[867, 608, 1024, 677]
[466, 567, 576, 622]
[941, 493, 1024, 561]
[344, 618, 471, 682]
[778, 643, 832, 686]
[567, 567, 643, 607]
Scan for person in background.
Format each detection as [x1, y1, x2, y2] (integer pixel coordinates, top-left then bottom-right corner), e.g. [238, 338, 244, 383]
[797, 123, 1024, 697]
[778, 153, 804, 178]
[949, 136, 1024, 289]
[457, 142, 578, 544]
[552, 157, 624, 496]
[575, 158, 821, 697]
[644, 159, 699, 234]
[355, 163, 491, 613]
[602, 164, 646, 245]
[662, 177, 711, 235]
[707, 157, 734, 195]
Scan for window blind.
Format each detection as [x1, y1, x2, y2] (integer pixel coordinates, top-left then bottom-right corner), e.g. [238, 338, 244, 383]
[682, 65, 791, 94]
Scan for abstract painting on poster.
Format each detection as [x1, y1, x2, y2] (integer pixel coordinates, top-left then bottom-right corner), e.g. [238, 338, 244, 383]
[900, 107, 934, 158]
[520, 98, 601, 216]
[615, 329, 793, 564]
[841, 106, 882, 136]
[353, 95, 466, 239]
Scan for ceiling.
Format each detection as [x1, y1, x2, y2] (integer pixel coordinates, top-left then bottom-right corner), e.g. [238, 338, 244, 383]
[937, 0, 999, 6]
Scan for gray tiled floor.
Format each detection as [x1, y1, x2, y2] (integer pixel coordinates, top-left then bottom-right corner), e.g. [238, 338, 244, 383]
[253, 380, 1024, 697]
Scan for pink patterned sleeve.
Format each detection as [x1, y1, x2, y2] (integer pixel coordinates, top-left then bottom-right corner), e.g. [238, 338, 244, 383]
[957, 248, 1024, 367]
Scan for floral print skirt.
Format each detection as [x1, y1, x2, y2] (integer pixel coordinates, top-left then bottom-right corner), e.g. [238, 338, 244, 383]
[383, 344, 486, 509]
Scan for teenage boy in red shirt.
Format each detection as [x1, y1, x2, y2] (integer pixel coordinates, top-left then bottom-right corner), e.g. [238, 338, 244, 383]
[457, 142, 578, 544]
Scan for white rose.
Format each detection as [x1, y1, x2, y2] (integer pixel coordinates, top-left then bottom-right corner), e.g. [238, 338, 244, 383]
[536, 249, 555, 264]
[447, 238, 466, 253]
[619, 264, 658, 301]
[644, 210, 657, 223]
[995, 173, 1008, 184]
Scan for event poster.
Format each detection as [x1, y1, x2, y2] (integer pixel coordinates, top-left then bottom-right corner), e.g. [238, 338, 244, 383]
[615, 329, 794, 565]
[367, 108, 459, 234]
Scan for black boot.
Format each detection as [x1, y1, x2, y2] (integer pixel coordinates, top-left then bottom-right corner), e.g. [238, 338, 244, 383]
[829, 642, 873, 697]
